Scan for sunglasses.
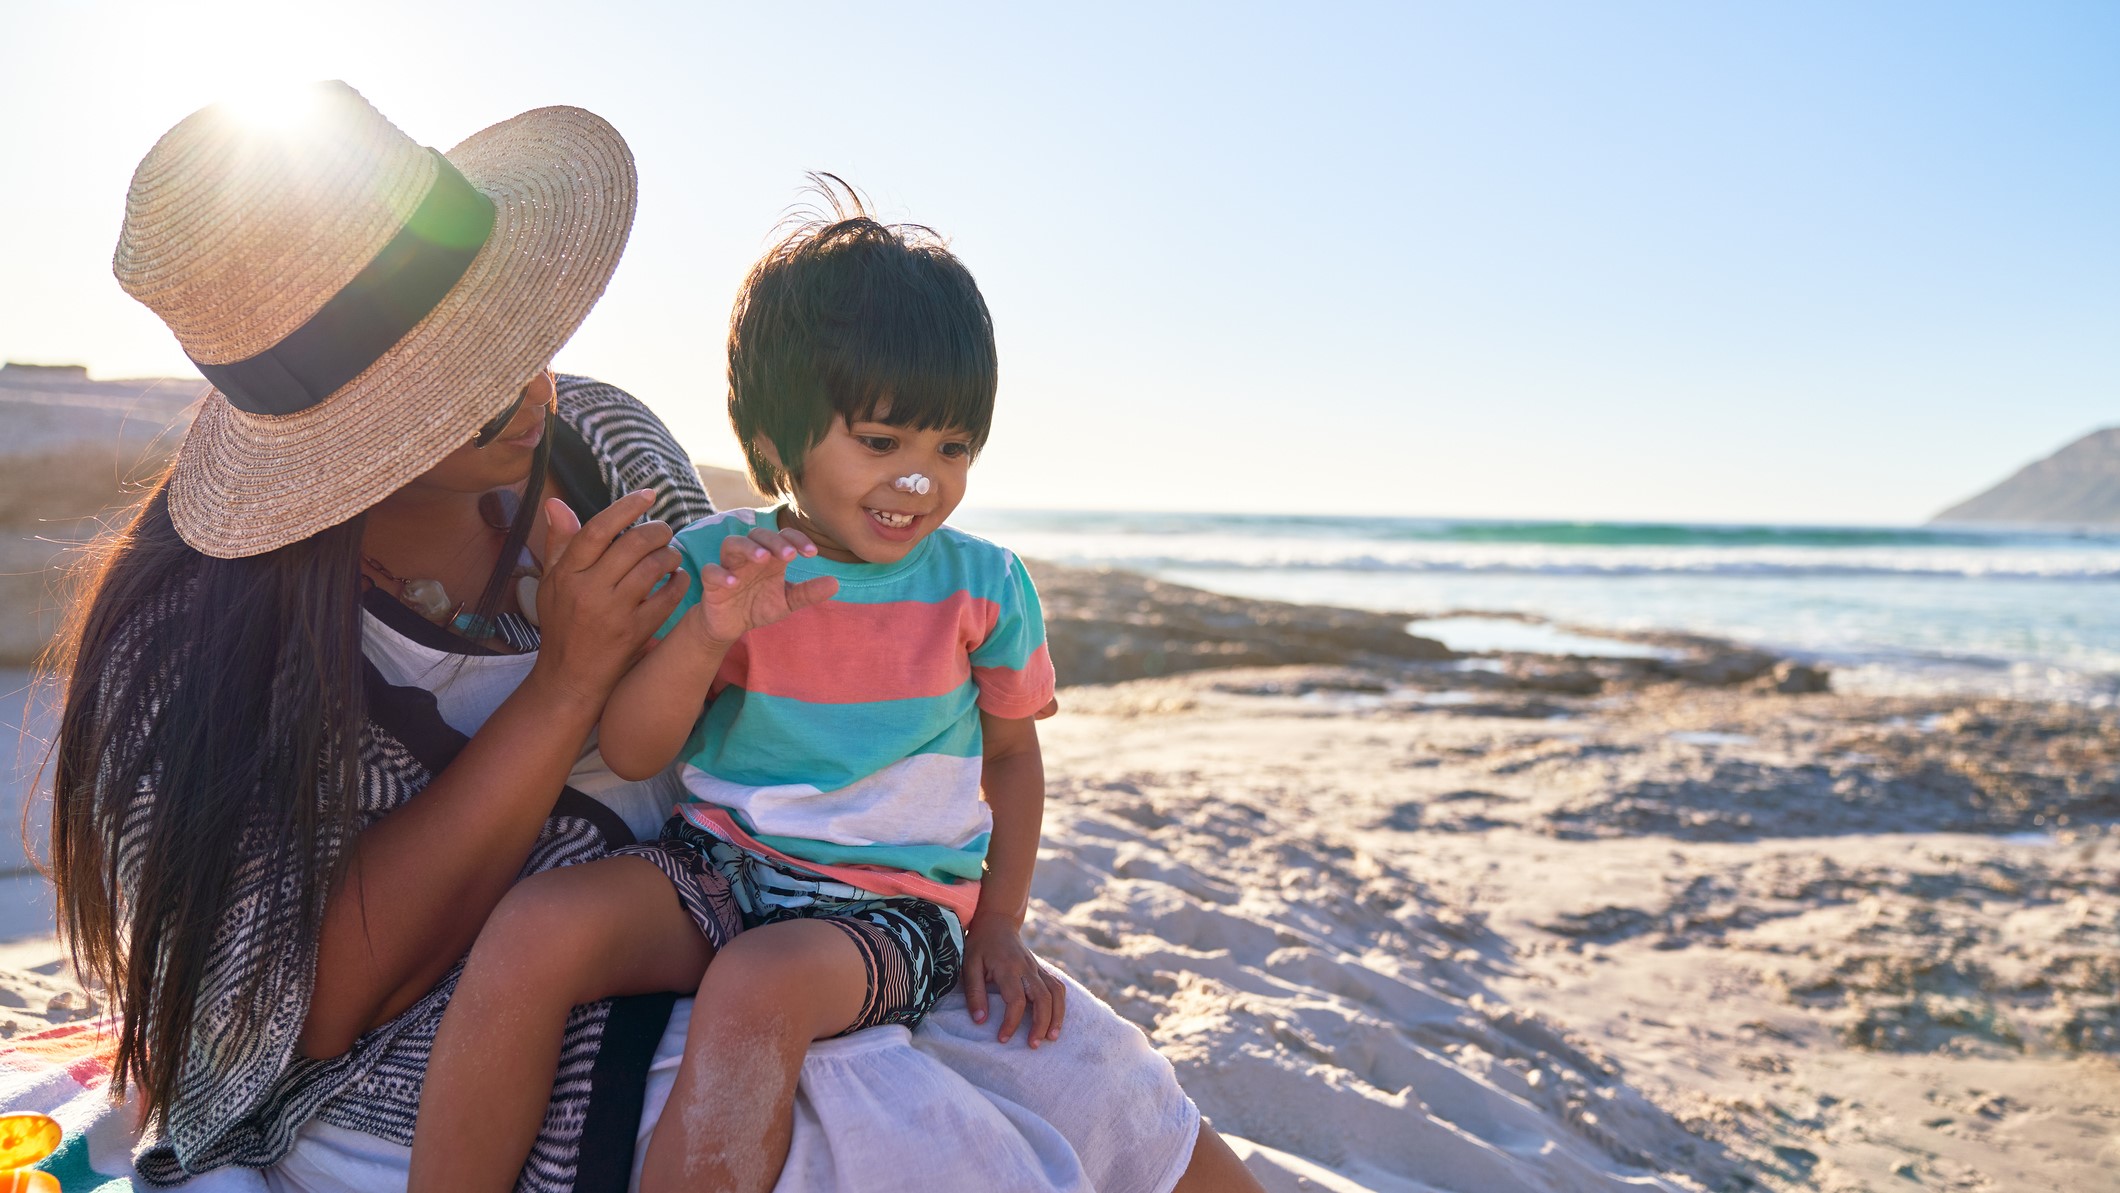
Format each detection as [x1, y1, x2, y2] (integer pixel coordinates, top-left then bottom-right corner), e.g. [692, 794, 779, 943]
[473, 382, 535, 447]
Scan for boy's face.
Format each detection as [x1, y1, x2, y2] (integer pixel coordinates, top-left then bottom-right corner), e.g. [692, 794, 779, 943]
[771, 412, 973, 564]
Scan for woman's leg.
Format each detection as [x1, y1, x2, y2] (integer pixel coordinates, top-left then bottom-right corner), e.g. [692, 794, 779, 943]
[410, 855, 714, 1193]
[638, 918, 870, 1193]
[903, 964, 1268, 1193]
[1171, 1124, 1267, 1193]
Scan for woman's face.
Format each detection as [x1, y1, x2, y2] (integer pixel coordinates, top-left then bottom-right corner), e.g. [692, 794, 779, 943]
[412, 370, 556, 494]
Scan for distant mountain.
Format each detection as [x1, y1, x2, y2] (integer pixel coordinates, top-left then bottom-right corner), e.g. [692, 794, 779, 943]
[1932, 426, 2120, 527]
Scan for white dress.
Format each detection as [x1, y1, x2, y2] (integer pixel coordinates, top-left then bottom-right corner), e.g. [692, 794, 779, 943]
[264, 610, 1199, 1193]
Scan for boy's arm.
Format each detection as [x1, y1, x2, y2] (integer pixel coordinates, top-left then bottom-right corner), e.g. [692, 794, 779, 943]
[962, 710, 1066, 1045]
[600, 627, 730, 780]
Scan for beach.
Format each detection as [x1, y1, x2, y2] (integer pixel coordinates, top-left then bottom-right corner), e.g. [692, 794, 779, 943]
[4, 562, 2113, 1191]
[8, 6, 2112, 1181]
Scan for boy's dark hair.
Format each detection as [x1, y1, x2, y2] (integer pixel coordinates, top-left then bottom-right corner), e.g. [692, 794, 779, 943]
[728, 175, 998, 497]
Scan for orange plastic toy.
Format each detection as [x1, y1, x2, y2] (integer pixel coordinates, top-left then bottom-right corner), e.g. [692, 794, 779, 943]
[0, 1112, 60, 1192]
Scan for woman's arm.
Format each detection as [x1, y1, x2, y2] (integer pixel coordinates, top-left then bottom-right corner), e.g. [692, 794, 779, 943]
[300, 492, 686, 1057]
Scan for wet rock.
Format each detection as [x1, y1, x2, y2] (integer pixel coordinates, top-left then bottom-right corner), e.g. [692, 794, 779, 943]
[1212, 669, 1392, 697]
[1764, 661, 1832, 694]
[1505, 660, 1606, 695]
[1543, 906, 1659, 943]
[1772, 1145, 1819, 1172]
[1444, 699, 1575, 720]
[44, 989, 93, 1023]
[1666, 651, 1778, 687]
[1029, 562, 1453, 686]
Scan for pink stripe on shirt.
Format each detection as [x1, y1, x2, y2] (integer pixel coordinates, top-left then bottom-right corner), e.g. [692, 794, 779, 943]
[973, 642, 1057, 719]
[712, 594, 999, 704]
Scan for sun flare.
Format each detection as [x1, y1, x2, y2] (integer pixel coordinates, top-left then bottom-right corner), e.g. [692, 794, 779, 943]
[217, 79, 327, 131]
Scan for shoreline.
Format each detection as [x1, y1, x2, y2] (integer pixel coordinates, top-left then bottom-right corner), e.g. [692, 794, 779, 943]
[956, 505, 2120, 711]
[4, 565, 2115, 1190]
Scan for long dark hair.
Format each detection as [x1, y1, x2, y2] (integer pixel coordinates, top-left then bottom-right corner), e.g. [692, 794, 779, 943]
[47, 406, 551, 1126]
[46, 472, 369, 1124]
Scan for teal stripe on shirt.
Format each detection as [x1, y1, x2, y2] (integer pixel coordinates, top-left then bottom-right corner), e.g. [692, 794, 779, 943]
[689, 685, 986, 791]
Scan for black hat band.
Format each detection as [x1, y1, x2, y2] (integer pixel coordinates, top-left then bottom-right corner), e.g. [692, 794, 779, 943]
[190, 150, 497, 417]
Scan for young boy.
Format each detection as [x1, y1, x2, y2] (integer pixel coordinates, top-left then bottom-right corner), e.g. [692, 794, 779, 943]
[409, 190, 1062, 1193]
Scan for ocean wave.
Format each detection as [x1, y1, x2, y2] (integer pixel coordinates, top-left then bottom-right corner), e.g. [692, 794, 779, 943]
[1149, 557, 2120, 580]
[963, 510, 2120, 553]
[985, 537, 2120, 581]
[954, 511, 2120, 581]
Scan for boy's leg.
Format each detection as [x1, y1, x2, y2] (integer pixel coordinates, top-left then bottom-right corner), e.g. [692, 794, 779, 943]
[409, 855, 715, 1193]
[637, 918, 871, 1193]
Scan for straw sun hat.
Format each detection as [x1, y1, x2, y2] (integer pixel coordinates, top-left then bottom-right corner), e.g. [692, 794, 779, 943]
[114, 80, 637, 558]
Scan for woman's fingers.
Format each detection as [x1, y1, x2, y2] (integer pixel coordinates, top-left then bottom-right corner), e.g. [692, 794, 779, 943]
[551, 489, 655, 574]
[532, 493, 672, 702]
[637, 569, 690, 631]
[617, 544, 684, 604]
[542, 497, 583, 571]
[584, 518, 674, 589]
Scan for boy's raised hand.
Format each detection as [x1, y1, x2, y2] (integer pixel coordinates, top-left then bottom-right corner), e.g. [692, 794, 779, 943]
[682, 525, 839, 649]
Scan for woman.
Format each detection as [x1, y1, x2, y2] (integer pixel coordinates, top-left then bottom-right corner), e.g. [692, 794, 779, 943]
[49, 83, 1262, 1191]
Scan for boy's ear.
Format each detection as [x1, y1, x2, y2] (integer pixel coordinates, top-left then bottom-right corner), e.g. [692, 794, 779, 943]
[743, 433, 794, 498]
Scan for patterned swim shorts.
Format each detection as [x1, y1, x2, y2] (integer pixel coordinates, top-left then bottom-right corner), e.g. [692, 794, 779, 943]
[616, 816, 965, 1034]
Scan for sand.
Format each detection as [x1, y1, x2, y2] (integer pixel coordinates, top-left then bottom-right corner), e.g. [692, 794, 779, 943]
[1029, 668, 2116, 1191]
[3, 570, 2114, 1191]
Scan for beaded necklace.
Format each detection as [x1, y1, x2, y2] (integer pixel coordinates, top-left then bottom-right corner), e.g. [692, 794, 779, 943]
[362, 488, 542, 643]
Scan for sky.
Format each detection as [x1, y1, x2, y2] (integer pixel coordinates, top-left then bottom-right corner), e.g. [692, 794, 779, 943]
[2, 1, 2115, 524]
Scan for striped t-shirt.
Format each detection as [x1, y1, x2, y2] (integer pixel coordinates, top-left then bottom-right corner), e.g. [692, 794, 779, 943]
[657, 507, 1056, 920]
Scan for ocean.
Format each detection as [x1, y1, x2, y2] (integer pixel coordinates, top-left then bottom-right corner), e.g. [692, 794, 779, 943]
[952, 510, 2120, 707]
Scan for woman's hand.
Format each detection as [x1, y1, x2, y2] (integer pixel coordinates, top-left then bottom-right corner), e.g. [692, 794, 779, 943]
[961, 918, 1066, 1047]
[679, 524, 838, 649]
[528, 490, 689, 710]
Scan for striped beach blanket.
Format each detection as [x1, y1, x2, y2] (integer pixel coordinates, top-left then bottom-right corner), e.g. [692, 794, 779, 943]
[0, 1022, 262, 1191]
